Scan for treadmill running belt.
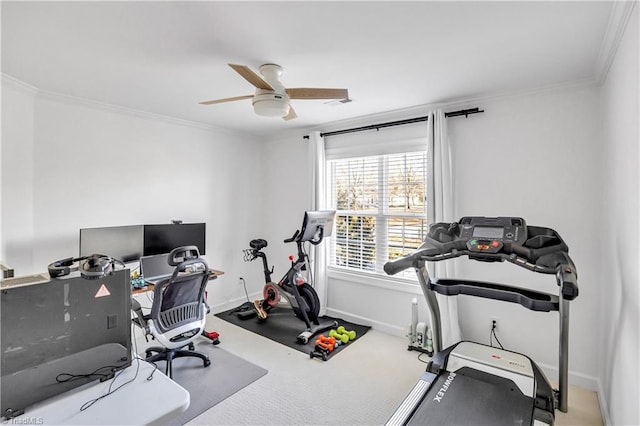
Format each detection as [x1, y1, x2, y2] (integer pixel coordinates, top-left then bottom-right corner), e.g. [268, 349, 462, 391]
[408, 367, 533, 426]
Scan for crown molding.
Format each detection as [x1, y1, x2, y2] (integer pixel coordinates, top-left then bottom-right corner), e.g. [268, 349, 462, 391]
[1, 73, 38, 94]
[2, 67, 604, 144]
[306, 77, 599, 138]
[595, 1, 637, 84]
[37, 87, 224, 132]
[1, 73, 247, 138]
[437, 77, 600, 110]
[37, 88, 217, 131]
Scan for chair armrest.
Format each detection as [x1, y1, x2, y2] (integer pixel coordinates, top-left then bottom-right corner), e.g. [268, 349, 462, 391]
[131, 297, 150, 334]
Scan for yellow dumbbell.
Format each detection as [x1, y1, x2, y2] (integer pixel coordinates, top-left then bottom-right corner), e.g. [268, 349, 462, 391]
[329, 329, 350, 344]
[337, 325, 357, 341]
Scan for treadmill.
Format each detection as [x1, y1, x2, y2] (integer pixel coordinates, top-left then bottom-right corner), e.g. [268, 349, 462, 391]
[384, 217, 579, 426]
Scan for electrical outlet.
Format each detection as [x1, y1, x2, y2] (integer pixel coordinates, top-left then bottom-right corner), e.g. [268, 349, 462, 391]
[490, 317, 499, 332]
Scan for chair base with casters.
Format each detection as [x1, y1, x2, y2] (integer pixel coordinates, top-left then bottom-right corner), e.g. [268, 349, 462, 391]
[133, 305, 212, 379]
[146, 311, 210, 379]
[145, 341, 211, 379]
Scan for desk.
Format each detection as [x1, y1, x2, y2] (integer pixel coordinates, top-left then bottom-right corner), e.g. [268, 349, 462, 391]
[132, 269, 224, 294]
[12, 360, 189, 425]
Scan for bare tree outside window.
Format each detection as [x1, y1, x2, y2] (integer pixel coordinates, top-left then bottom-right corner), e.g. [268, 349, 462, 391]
[329, 151, 428, 277]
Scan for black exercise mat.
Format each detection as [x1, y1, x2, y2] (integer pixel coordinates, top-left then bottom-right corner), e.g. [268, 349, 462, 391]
[216, 304, 370, 359]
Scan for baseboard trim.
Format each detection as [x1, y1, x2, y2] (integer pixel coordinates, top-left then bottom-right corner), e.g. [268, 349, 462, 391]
[328, 306, 603, 397]
[596, 378, 612, 425]
[326, 307, 406, 337]
[532, 361, 599, 393]
[210, 292, 260, 314]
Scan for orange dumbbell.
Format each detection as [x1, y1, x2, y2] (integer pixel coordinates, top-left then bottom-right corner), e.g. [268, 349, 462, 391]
[315, 335, 337, 352]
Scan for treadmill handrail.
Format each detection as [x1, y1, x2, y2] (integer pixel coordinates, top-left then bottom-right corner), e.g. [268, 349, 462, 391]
[386, 247, 554, 275]
[429, 278, 560, 312]
[384, 248, 578, 301]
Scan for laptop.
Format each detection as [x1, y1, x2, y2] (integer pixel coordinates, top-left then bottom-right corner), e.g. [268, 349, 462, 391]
[139, 253, 175, 285]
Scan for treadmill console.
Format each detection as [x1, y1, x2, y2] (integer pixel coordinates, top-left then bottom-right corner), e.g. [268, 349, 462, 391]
[421, 216, 571, 267]
[458, 216, 527, 255]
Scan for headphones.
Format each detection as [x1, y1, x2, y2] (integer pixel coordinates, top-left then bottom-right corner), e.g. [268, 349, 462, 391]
[48, 254, 123, 279]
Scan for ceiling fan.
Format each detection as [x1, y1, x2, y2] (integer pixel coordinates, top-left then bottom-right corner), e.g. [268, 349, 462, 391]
[199, 63, 349, 121]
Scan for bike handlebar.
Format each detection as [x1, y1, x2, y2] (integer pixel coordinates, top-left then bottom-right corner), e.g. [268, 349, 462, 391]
[284, 230, 300, 243]
[283, 227, 324, 245]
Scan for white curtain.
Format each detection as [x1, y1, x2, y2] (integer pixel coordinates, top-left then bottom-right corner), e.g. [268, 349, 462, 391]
[426, 109, 463, 347]
[308, 131, 329, 315]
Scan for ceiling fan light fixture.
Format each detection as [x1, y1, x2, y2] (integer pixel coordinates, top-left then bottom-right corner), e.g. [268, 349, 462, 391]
[199, 63, 349, 121]
[252, 94, 290, 117]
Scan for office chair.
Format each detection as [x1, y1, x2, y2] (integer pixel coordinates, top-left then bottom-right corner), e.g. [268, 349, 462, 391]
[132, 246, 211, 379]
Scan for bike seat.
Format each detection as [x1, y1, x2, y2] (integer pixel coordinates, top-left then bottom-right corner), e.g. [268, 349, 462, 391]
[250, 239, 268, 250]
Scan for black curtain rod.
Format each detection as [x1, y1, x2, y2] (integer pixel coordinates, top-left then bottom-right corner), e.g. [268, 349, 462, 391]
[303, 107, 484, 139]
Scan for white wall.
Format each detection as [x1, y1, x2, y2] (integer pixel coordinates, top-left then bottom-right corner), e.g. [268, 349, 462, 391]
[451, 85, 601, 389]
[250, 134, 311, 295]
[599, 6, 639, 425]
[1, 80, 36, 271]
[3, 8, 636, 417]
[239, 43, 637, 416]
[1, 78, 264, 311]
[265, 84, 603, 391]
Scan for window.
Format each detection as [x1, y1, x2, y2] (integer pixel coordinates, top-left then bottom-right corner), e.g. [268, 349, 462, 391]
[327, 151, 429, 277]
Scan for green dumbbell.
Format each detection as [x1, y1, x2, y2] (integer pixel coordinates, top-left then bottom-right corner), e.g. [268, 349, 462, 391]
[329, 329, 350, 344]
[337, 325, 357, 341]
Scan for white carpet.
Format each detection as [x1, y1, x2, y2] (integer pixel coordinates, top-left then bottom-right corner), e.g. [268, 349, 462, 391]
[136, 314, 602, 425]
[185, 316, 427, 425]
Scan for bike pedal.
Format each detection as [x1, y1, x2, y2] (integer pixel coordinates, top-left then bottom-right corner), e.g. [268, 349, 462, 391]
[253, 300, 268, 320]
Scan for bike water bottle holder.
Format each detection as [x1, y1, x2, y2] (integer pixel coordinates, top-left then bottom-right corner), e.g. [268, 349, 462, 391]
[243, 239, 269, 262]
[242, 249, 257, 262]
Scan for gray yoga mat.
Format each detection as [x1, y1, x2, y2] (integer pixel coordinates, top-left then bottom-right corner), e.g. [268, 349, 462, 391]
[148, 341, 268, 425]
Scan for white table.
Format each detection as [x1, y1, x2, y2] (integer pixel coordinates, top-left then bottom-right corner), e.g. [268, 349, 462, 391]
[11, 359, 189, 425]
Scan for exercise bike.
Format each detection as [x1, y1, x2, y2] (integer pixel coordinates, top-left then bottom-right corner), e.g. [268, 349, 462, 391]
[243, 210, 338, 344]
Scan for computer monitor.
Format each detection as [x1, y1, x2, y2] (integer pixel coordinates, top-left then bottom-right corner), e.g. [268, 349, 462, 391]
[143, 223, 206, 256]
[79, 225, 144, 263]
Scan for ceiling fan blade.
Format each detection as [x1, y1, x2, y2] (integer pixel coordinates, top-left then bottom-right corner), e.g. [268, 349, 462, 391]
[199, 95, 253, 105]
[228, 64, 274, 91]
[283, 106, 297, 121]
[286, 88, 349, 100]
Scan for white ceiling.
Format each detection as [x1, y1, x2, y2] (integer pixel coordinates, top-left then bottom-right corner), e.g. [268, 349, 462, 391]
[2, 1, 616, 138]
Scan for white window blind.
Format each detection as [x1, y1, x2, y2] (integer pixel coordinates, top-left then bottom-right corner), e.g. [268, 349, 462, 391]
[327, 150, 429, 277]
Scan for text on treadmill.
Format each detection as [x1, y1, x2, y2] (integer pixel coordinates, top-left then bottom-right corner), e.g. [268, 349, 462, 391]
[433, 373, 456, 402]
